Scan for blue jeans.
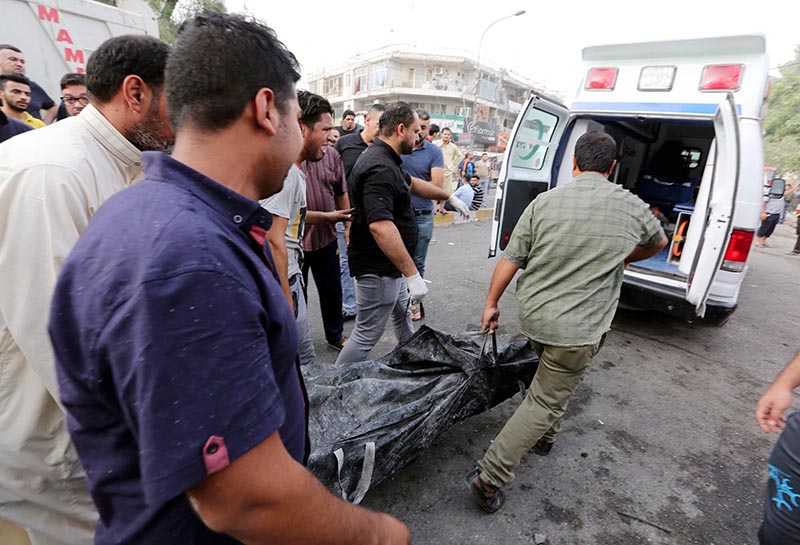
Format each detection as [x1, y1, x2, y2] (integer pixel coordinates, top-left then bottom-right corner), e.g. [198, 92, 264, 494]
[412, 212, 434, 278]
[479, 179, 490, 206]
[337, 222, 356, 315]
[334, 275, 413, 364]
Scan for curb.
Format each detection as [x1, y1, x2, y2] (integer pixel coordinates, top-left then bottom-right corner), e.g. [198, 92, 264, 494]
[433, 208, 494, 227]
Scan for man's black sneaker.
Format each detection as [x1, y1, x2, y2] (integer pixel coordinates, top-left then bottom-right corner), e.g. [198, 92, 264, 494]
[531, 438, 554, 456]
[465, 468, 505, 513]
[327, 337, 348, 351]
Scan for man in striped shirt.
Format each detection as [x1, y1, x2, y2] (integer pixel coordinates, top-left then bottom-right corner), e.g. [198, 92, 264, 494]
[301, 145, 353, 351]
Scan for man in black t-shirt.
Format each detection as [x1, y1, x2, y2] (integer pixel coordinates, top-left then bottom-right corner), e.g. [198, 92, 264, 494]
[335, 103, 385, 180]
[335, 102, 456, 365]
[0, 44, 57, 123]
[335, 109, 362, 137]
[756, 350, 800, 544]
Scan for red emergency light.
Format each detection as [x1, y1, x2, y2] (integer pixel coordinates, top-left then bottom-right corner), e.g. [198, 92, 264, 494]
[700, 64, 743, 91]
[721, 229, 754, 272]
[585, 68, 618, 90]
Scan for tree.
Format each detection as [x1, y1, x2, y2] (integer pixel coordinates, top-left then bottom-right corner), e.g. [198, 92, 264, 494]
[147, 0, 226, 44]
[763, 46, 800, 173]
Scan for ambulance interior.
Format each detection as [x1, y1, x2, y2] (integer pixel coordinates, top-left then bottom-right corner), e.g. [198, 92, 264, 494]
[570, 117, 715, 278]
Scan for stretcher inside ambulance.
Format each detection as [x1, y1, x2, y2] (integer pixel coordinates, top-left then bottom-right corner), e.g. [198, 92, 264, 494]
[490, 35, 769, 325]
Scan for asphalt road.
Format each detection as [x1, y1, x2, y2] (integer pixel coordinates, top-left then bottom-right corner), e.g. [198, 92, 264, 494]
[304, 218, 800, 545]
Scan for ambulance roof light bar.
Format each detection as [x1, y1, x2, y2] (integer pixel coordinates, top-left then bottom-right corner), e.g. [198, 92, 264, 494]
[700, 64, 743, 91]
[584, 67, 618, 91]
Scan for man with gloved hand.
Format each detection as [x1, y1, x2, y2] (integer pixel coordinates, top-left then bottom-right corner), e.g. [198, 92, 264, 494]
[336, 101, 467, 364]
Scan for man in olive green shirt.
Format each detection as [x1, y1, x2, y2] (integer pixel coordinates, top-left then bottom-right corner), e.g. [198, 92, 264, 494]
[466, 131, 667, 513]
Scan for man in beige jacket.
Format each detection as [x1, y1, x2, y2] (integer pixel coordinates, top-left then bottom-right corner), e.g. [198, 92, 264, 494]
[0, 35, 172, 545]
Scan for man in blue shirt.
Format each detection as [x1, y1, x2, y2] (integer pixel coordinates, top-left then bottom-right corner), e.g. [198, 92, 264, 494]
[0, 109, 31, 143]
[49, 12, 410, 545]
[402, 109, 444, 281]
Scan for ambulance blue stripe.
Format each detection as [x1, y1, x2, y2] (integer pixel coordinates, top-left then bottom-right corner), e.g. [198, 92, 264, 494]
[571, 102, 742, 115]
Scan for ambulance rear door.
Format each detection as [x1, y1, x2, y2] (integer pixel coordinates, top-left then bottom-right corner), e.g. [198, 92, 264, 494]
[679, 93, 741, 317]
[489, 94, 569, 257]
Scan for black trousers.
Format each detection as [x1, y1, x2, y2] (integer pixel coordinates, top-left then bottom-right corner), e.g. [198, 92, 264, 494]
[302, 241, 344, 344]
[794, 221, 800, 253]
[757, 213, 781, 238]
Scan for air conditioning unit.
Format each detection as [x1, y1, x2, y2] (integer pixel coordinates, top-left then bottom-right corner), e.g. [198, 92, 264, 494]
[434, 66, 445, 76]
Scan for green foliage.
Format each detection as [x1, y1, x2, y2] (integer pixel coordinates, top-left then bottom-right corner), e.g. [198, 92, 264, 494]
[764, 46, 800, 173]
[147, 0, 226, 44]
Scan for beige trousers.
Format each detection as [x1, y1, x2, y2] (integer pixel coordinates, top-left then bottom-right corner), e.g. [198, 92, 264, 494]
[477, 336, 605, 487]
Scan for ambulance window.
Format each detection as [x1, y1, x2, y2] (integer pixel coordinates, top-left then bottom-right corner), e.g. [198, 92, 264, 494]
[681, 147, 702, 169]
[510, 107, 558, 171]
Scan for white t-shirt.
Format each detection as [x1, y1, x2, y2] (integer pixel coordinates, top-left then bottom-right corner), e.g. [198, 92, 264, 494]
[261, 165, 307, 278]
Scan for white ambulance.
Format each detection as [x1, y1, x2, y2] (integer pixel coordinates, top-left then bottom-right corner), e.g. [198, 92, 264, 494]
[489, 35, 769, 325]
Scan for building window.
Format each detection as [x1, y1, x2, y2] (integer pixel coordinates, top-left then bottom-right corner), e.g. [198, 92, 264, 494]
[371, 64, 386, 89]
[478, 78, 498, 101]
[354, 67, 368, 93]
[324, 76, 342, 96]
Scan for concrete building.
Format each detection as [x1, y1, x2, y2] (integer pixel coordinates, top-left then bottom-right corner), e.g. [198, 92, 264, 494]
[305, 45, 563, 152]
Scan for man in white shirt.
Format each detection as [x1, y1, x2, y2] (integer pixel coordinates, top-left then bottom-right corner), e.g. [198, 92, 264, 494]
[0, 35, 172, 545]
[434, 127, 461, 192]
[262, 91, 352, 365]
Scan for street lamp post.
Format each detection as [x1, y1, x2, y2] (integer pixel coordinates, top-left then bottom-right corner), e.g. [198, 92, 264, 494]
[473, 9, 525, 149]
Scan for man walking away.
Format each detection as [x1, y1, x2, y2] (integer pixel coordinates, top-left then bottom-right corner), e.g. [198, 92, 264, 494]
[0, 44, 57, 123]
[0, 34, 172, 545]
[335, 102, 467, 365]
[466, 131, 667, 513]
[49, 13, 409, 545]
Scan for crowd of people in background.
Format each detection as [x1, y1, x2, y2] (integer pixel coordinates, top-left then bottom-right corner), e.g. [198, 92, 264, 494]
[0, 12, 797, 545]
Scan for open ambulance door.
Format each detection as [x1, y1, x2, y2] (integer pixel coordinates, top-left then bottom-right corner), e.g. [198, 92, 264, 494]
[679, 93, 741, 317]
[489, 94, 569, 257]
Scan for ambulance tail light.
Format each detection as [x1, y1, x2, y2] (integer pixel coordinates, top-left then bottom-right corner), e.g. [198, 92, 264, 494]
[721, 229, 754, 272]
[585, 68, 618, 90]
[700, 65, 743, 91]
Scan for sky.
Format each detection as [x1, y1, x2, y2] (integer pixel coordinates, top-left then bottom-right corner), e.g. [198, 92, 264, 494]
[226, 0, 798, 97]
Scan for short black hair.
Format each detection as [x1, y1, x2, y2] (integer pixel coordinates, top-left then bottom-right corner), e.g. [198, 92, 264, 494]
[429, 123, 440, 135]
[415, 109, 430, 121]
[0, 72, 30, 90]
[441, 127, 452, 134]
[470, 174, 480, 180]
[166, 11, 300, 132]
[86, 35, 169, 103]
[342, 109, 355, 118]
[298, 90, 333, 127]
[574, 131, 617, 173]
[60, 72, 86, 90]
[0, 44, 21, 53]
[368, 103, 386, 115]
[379, 101, 416, 137]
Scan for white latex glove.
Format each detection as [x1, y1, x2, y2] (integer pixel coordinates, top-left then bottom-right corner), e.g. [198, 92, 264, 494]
[446, 195, 471, 220]
[405, 272, 428, 303]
